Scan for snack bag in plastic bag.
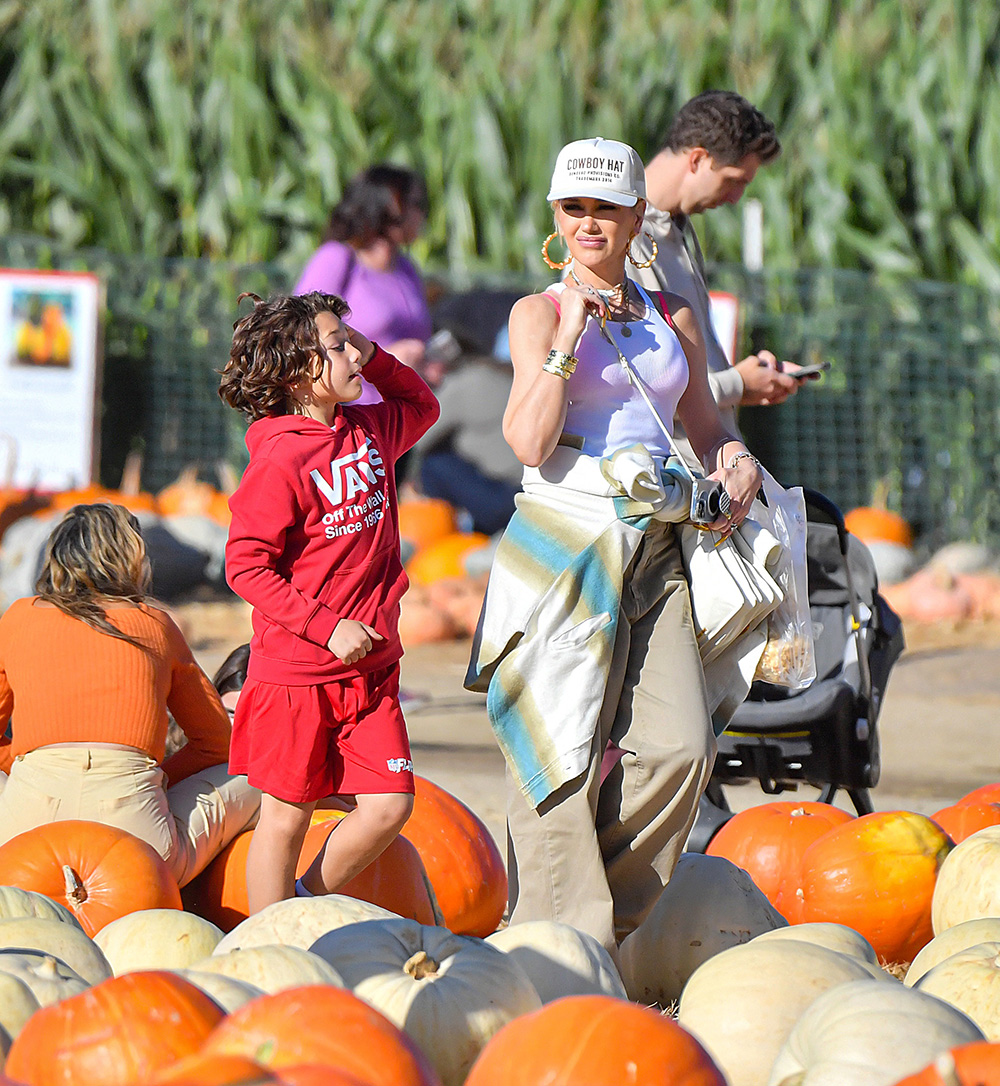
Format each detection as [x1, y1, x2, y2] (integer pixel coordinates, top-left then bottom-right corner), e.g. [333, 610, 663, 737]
[753, 475, 816, 689]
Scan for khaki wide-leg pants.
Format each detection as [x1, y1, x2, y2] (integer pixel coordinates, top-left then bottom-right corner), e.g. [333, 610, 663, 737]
[506, 519, 716, 956]
[0, 747, 260, 887]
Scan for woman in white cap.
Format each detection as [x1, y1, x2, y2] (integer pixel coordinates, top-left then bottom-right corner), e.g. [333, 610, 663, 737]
[466, 136, 764, 958]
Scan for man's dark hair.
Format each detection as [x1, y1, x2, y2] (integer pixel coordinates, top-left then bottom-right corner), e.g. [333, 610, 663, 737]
[663, 91, 780, 166]
[218, 291, 350, 420]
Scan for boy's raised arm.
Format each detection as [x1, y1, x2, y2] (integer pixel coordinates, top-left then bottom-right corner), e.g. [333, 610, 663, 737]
[359, 345, 440, 458]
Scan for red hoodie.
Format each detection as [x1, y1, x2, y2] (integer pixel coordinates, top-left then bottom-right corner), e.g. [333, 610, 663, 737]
[225, 346, 439, 685]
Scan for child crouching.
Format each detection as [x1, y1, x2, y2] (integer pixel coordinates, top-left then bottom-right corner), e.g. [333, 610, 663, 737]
[218, 291, 439, 913]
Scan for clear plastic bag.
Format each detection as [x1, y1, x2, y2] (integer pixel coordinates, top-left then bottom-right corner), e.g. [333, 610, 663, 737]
[753, 475, 816, 689]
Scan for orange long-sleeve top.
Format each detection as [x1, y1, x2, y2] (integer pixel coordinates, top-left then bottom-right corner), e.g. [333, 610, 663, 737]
[0, 597, 231, 786]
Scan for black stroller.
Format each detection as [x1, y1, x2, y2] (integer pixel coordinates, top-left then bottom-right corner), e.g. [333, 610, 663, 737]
[687, 488, 905, 853]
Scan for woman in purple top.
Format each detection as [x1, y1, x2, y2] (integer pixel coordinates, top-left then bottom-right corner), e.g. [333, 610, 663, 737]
[295, 165, 433, 404]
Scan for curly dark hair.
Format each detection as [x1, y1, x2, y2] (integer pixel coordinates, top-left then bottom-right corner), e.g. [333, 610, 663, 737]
[326, 164, 428, 248]
[218, 291, 350, 420]
[662, 91, 780, 167]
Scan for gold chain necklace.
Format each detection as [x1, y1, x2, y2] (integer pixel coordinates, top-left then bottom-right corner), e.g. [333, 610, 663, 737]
[569, 265, 634, 336]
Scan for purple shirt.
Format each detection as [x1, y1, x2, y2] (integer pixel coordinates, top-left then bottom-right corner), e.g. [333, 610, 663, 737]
[295, 240, 432, 404]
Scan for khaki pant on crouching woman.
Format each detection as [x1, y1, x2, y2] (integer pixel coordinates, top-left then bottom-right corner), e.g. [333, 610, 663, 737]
[0, 746, 260, 887]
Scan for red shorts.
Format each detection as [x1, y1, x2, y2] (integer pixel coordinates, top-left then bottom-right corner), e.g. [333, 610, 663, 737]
[229, 666, 414, 803]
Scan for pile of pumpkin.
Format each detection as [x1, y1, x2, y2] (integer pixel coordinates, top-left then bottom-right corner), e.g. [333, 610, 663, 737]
[397, 498, 492, 647]
[845, 501, 1000, 626]
[7, 780, 1000, 1083]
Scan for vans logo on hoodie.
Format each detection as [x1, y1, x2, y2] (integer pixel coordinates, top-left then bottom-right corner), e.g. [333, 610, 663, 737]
[310, 441, 385, 507]
[310, 442, 387, 537]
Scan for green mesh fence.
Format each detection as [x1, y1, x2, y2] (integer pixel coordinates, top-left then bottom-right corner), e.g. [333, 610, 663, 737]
[3, 234, 1000, 549]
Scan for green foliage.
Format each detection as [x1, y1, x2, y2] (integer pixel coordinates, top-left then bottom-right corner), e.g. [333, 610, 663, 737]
[1, 0, 999, 287]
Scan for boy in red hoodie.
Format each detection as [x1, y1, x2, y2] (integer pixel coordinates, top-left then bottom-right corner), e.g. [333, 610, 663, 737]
[219, 291, 439, 912]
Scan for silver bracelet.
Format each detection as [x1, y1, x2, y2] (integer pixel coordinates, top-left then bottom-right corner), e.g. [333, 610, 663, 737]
[728, 451, 762, 471]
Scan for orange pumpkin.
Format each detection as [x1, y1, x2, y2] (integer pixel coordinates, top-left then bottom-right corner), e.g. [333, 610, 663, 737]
[705, 801, 854, 921]
[891, 1040, 1000, 1084]
[406, 532, 491, 586]
[6, 971, 224, 1086]
[151, 1055, 279, 1086]
[157, 466, 229, 524]
[397, 588, 458, 646]
[957, 783, 1000, 806]
[425, 576, 487, 638]
[931, 802, 1000, 844]
[844, 505, 914, 548]
[397, 498, 458, 552]
[464, 994, 726, 1085]
[795, 810, 952, 963]
[402, 776, 507, 937]
[277, 1070, 374, 1086]
[200, 985, 442, 1086]
[0, 820, 182, 936]
[46, 484, 159, 516]
[185, 812, 439, 932]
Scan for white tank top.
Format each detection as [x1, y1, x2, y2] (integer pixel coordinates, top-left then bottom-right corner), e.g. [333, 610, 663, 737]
[546, 280, 689, 458]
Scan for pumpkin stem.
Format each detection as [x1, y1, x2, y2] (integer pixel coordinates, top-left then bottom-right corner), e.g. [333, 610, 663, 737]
[62, 865, 87, 907]
[932, 1052, 961, 1086]
[35, 956, 60, 979]
[403, 950, 440, 980]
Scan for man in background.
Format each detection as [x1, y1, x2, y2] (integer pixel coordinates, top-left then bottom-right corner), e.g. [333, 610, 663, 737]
[633, 90, 804, 470]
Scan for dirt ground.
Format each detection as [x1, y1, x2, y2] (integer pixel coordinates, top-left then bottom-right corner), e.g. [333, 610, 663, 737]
[174, 596, 1000, 852]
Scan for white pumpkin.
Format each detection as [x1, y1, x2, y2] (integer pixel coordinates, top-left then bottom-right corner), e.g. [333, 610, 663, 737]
[931, 826, 1000, 934]
[906, 918, 1000, 986]
[0, 917, 111, 984]
[752, 922, 880, 967]
[768, 979, 984, 1086]
[0, 950, 89, 1006]
[0, 887, 84, 931]
[913, 942, 1000, 1039]
[213, 894, 398, 954]
[485, 921, 626, 1003]
[94, 909, 223, 975]
[171, 969, 265, 1013]
[619, 853, 788, 1006]
[678, 939, 890, 1086]
[0, 972, 40, 1041]
[310, 917, 542, 1086]
[189, 945, 345, 994]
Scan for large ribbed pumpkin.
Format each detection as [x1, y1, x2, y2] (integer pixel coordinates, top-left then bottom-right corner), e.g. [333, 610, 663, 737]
[931, 802, 1000, 844]
[185, 813, 438, 932]
[0, 821, 182, 936]
[891, 1041, 1000, 1084]
[150, 1054, 279, 1085]
[795, 810, 952, 963]
[200, 985, 441, 1086]
[957, 783, 1000, 807]
[706, 800, 853, 920]
[464, 995, 726, 1086]
[402, 777, 506, 936]
[5, 971, 224, 1086]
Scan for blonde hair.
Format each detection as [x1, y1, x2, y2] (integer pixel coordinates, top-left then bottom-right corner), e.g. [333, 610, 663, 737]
[35, 503, 153, 649]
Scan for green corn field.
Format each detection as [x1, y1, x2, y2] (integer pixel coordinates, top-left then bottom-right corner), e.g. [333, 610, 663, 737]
[1, 0, 999, 288]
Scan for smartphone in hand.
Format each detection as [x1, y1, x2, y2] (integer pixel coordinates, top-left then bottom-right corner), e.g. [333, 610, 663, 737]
[790, 361, 830, 381]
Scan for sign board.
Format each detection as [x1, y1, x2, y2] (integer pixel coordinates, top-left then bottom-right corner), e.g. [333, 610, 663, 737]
[708, 290, 740, 365]
[0, 269, 103, 489]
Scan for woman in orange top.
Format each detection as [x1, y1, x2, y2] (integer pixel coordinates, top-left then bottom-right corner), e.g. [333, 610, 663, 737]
[0, 503, 260, 886]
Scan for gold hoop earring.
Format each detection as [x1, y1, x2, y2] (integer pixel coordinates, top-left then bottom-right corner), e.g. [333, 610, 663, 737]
[541, 232, 571, 270]
[627, 232, 658, 269]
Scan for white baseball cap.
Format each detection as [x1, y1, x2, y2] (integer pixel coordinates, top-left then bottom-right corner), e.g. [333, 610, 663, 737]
[546, 137, 646, 207]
